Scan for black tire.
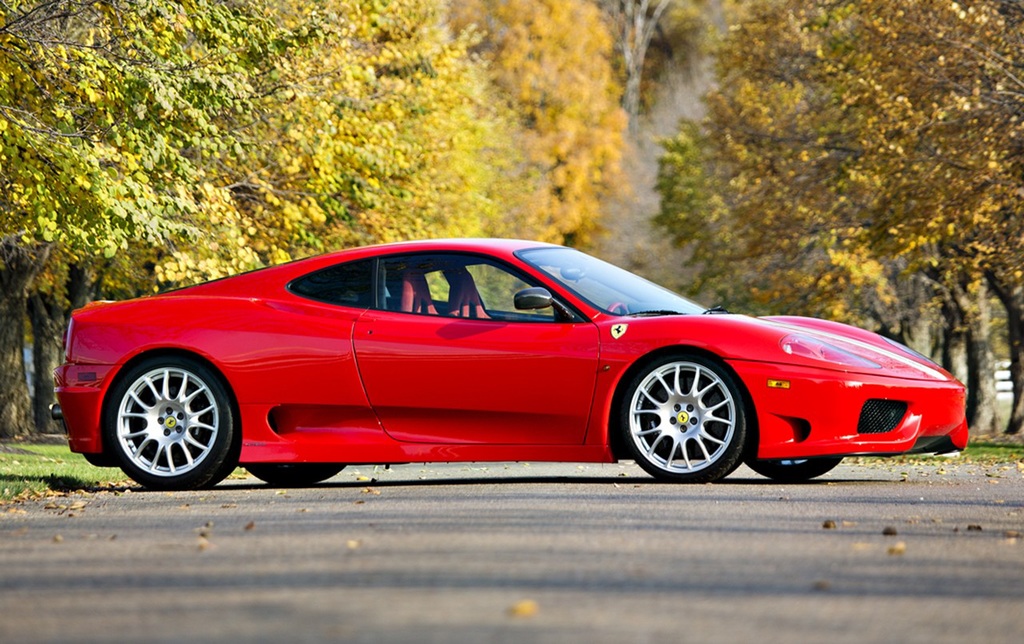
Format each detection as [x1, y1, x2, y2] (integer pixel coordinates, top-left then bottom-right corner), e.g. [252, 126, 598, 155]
[745, 457, 843, 482]
[103, 356, 236, 490]
[621, 353, 748, 483]
[246, 463, 345, 487]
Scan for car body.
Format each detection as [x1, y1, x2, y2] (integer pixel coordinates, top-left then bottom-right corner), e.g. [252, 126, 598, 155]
[54, 239, 968, 489]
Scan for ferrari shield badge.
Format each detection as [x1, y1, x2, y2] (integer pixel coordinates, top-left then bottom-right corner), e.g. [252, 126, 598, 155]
[611, 323, 628, 339]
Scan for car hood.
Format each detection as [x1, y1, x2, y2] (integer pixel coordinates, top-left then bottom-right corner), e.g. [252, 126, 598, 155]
[611, 313, 956, 382]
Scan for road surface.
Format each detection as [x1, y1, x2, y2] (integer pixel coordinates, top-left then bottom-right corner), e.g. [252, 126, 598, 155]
[2, 460, 1023, 643]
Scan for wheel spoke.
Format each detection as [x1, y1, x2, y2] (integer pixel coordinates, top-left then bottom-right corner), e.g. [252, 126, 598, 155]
[160, 370, 172, 400]
[653, 373, 672, 398]
[694, 436, 712, 461]
[695, 380, 718, 399]
[687, 366, 703, 396]
[184, 432, 211, 450]
[639, 387, 662, 407]
[128, 390, 153, 411]
[678, 437, 693, 470]
[176, 373, 190, 403]
[699, 430, 726, 446]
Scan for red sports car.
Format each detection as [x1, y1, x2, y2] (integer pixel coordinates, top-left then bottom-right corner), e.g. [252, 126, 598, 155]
[53, 239, 968, 490]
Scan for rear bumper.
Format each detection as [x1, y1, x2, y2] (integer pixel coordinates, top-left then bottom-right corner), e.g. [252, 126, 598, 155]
[53, 364, 119, 454]
[728, 359, 967, 460]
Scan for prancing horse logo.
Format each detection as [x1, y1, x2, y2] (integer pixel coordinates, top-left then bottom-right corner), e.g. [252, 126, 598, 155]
[611, 323, 628, 339]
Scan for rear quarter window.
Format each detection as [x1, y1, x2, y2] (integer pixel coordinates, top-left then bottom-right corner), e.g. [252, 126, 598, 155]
[288, 259, 373, 308]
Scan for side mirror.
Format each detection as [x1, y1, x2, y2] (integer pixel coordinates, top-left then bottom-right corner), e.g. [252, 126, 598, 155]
[514, 287, 553, 310]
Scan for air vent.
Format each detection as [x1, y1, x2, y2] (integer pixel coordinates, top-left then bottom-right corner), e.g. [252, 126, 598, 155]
[857, 399, 907, 434]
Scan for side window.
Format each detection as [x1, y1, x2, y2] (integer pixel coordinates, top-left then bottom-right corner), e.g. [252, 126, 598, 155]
[288, 259, 374, 308]
[379, 254, 555, 322]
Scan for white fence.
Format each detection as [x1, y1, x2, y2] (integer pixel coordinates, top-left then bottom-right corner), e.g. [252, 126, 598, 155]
[996, 360, 1012, 402]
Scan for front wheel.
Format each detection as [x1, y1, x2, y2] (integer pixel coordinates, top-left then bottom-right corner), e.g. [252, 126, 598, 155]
[621, 354, 748, 483]
[246, 463, 345, 487]
[745, 457, 843, 482]
[103, 356, 236, 490]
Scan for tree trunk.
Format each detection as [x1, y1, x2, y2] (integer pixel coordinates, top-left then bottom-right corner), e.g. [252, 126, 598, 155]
[0, 238, 52, 439]
[961, 283, 998, 436]
[28, 293, 64, 434]
[27, 264, 96, 434]
[987, 274, 1024, 435]
[940, 294, 969, 387]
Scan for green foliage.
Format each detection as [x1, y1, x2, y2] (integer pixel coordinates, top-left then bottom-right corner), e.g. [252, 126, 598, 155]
[1, 0, 287, 261]
[658, 0, 1024, 324]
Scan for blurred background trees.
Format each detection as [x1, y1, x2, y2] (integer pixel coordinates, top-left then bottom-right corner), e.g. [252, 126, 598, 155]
[2, 0, 1020, 437]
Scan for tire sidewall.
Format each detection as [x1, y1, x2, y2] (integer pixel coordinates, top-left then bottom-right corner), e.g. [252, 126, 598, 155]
[103, 356, 235, 490]
[620, 353, 748, 483]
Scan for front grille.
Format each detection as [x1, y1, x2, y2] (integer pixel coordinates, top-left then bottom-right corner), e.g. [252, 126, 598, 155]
[857, 399, 908, 434]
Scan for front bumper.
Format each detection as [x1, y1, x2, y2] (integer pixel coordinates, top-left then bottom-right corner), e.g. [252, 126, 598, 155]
[728, 359, 968, 460]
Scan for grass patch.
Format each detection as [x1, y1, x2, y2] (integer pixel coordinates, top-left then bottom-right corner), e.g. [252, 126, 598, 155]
[961, 441, 1024, 464]
[0, 443, 125, 503]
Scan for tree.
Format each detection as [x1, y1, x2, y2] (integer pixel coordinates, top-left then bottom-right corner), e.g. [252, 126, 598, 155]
[604, 0, 675, 134]
[1, 0, 292, 437]
[156, 0, 536, 287]
[657, 0, 1024, 433]
[451, 0, 627, 247]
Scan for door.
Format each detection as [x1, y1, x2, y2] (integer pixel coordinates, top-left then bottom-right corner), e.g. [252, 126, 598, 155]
[353, 253, 600, 445]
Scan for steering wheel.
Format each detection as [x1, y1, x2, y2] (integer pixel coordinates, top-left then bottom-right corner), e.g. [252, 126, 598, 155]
[608, 302, 629, 315]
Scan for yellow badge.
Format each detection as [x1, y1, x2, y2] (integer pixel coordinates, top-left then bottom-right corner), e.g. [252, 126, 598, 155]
[166, 417, 177, 428]
[611, 324, 628, 339]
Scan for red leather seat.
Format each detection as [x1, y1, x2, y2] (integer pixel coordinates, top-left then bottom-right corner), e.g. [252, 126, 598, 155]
[445, 268, 490, 319]
[400, 270, 437, 314]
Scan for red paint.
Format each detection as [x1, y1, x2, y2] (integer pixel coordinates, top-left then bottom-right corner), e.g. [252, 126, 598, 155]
[55, 239, 968, 474]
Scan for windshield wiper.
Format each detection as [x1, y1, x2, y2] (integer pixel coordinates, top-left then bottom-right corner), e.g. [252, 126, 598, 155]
[627, 310, 685, 317]
[702, 305, 730, 315]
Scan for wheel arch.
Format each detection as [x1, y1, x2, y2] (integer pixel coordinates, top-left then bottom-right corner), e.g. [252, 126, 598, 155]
[98, 348, 243, 468]
[608, 345, 759, 461]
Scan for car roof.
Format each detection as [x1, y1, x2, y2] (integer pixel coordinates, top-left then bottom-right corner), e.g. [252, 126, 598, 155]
[173, 238, 563, 298]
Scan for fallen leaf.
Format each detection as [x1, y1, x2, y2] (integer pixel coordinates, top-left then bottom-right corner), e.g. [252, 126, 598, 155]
[244, 521, 255, 531]
[882, 526, 898, 536]
[967, 524, 983, 532]
[361, 487, 381, 495]
[822, 520, 837, 529]
[52, 534, 63, 543]
[346, 539, 361, 550]
[507, 600, 538, 618]
[812, 580, 831, 591]
[887, 541, 906, 555]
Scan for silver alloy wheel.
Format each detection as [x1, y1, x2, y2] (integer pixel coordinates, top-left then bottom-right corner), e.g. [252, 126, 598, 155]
[115, 367, 220, 477]
[628, 360, 737, 475]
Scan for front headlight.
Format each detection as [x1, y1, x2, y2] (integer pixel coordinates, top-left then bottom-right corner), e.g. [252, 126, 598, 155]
[781, 334, 881, 369]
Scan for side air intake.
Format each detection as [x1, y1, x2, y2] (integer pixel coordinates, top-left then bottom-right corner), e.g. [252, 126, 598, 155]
[857, 399, 907, 434]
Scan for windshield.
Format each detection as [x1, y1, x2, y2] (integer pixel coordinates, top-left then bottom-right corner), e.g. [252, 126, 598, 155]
[518, 247, 705, 316]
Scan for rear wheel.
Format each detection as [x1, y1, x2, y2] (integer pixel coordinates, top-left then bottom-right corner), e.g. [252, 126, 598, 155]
[246, 463, 345, 487]
[621, 354, 747, 483]
[745, 457, 843, 482]
[104, 356, 236, 490]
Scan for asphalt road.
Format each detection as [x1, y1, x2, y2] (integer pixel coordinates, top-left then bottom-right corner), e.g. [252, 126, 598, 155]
[2, 459, 1023, 643]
